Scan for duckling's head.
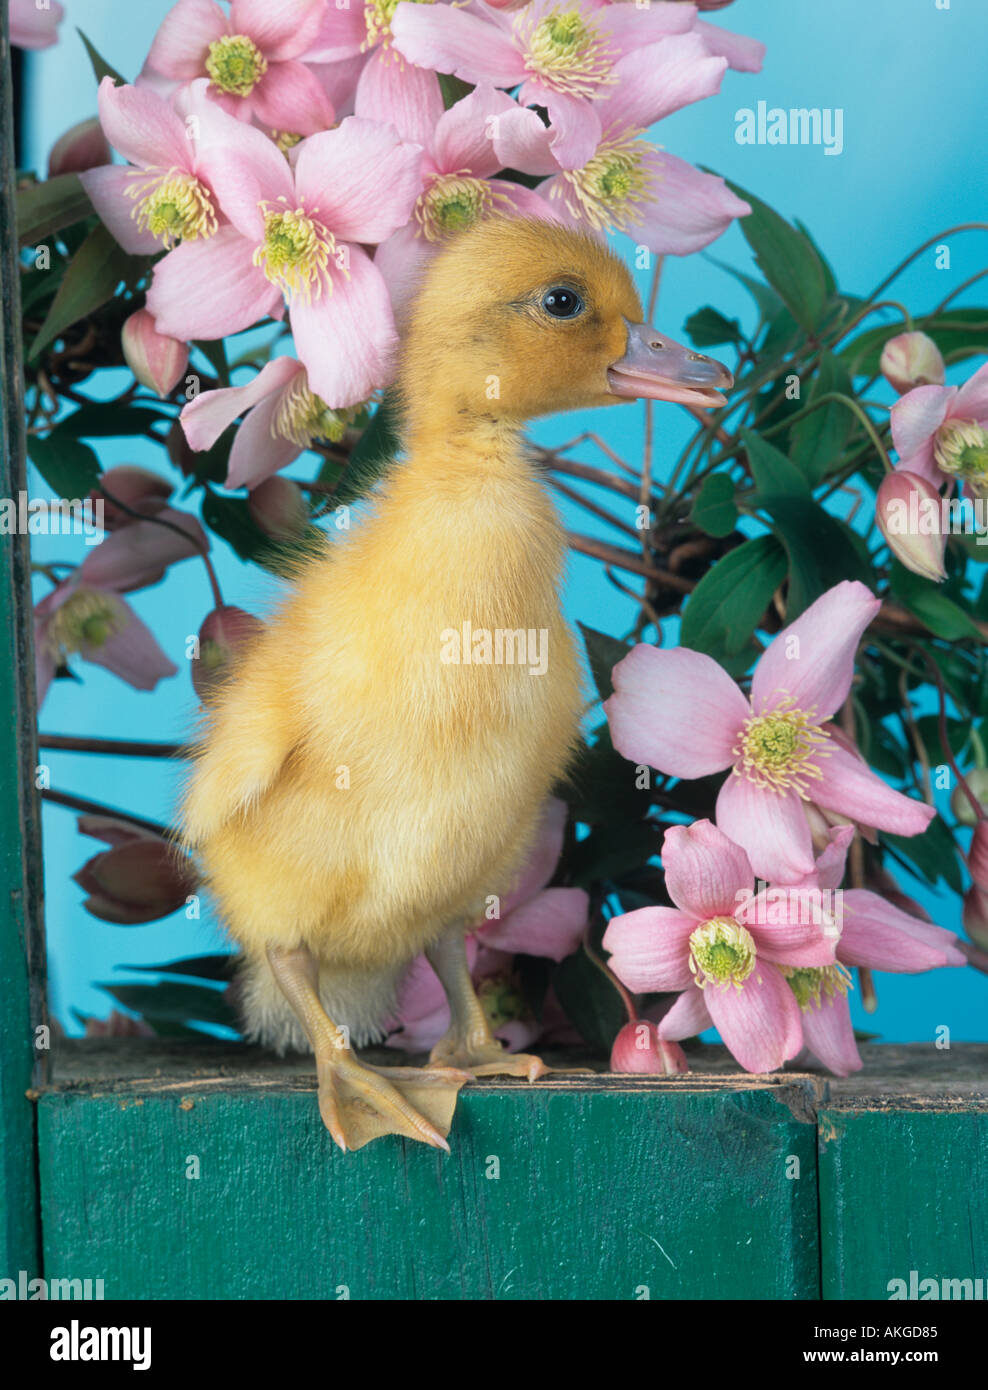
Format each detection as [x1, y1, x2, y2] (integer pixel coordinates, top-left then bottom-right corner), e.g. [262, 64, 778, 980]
[397, 217, 732, 436]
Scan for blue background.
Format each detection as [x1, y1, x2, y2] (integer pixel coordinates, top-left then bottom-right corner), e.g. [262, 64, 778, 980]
[20, 0, 987, 1042]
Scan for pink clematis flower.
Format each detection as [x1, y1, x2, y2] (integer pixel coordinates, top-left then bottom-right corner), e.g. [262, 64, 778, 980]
[79, 505, 210, 593]
[603, 819, 838, 1073]
[9, 0, 63, 49]
[387, 797, 589, 1052]
[34, 578, 177, 706]
[786, 830, 966, 1076]
[145, 100, 422, 408]
[141, 0, 334, 136]
[391, 0, 698, 170]
[605, 581, 935, 884]
[372, 81, 564, 312]
[180, 356, 355, 489]
[891, 361, 988, 499]
[492, 34, 749, 254]
[80, 78, 222, 257]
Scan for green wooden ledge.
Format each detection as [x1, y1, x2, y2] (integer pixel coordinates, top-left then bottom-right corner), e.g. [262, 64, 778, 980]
[30, 1040, 987, 1300]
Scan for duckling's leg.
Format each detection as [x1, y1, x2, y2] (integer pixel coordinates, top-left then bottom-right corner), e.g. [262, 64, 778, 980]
[267, 945, 469, 1152]
[424, 931, 549, 1080]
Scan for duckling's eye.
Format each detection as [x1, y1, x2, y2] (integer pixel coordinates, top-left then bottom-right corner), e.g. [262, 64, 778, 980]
[541, 287, 584, 320]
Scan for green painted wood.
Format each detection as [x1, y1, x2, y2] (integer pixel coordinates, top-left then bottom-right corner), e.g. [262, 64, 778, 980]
[820, 1046, 988, 1301]
[0, 4, 46, 1282]
[38, 1046, 821, 1300]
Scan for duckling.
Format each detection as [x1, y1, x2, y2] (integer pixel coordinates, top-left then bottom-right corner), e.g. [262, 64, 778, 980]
[180, 218, 732, 1152]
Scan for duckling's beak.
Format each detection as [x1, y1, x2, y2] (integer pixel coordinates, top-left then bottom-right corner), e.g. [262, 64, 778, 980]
[607, 322, 733, 409]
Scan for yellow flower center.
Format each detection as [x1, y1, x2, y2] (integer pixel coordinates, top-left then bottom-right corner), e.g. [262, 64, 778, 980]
[272, 131, 304, 154]
[553, 131, 654, 232]
[47, 588, 128, 660]
[934, 418, 988, 494]
[253, 201, 340, 302]
[784, 963, 852, 1012]
[689, 917, 756, 990]
[205, 34, 268, 97]
[520, 5, 617, 98]
[734, 696, 830, 797]
[364, 0, 436, 51]
[126, 168, 218, 249]
[415, 172, 508, 242]
[273, 376, 354, 448]
[477, 974, 527, 1028]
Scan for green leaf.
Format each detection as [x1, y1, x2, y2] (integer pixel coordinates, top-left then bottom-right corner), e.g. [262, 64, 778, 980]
[568, 820, 659, 888]
[684, 306, 743, 348]
[723, 179, 829, 333]
[26, 433, 101, 499]
[755, 495, 872, 617]
[889, 560, 983, 641]
[742, 430, 810, 499]
[201, 490, 272, 564]
[577, 623, 632, 702]
[333, 393, 401, 506]
[28, 223, 134, 360]
[99, 981, 238, 1030]
[438, 73, 473, 109]
[16, 173, 93, 245]
[704, 254, 783, 322]
[680, 534, 786, 659]
[77, 28, 127, 85]
[690, 471, 738, 537]
[561, 731, 653, 826]
[120, 955, 237, 983]
[551, 948, 626, 1054]
[789, 351, 854, 484]
[55, 403, 168, 438]
[882, 817, 961, 893]
[193, 338, 230, 388]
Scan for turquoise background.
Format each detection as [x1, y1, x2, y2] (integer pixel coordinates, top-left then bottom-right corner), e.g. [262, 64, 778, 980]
[20, 0, 988, 1042]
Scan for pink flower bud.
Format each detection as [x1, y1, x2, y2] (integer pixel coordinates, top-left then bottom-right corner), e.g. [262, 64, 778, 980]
[47, 116, 112, 178]
[880, 332, 945, 394]
[610, 1020, 689, 1075]
[968, 821, 988, 892]
[962, 884, 988, 952]
[90, 465, 173, 530]
[950, 769, 988, 826]
[248, 476, 309, 541]
[876, 471, 946, 582]
[121, 309, 189, 399]
[74, 837, 198, 925]
[193, 605, 264, 700]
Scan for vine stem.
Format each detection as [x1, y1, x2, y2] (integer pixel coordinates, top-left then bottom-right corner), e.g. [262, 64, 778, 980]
[97, 483, 225, 611]
[582, 927, 638, 1024]
[914, 646, 985, 822]
[41, 788, 173, 839]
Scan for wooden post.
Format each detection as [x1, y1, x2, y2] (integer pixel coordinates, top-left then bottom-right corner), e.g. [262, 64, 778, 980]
[0, 9, 47, 1282]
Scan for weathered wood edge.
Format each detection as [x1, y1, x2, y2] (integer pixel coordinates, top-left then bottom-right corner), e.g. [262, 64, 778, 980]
[0, 13, 46, 1282]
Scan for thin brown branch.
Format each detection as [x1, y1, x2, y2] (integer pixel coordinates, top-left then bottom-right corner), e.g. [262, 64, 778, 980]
[39, 734, 187, 758]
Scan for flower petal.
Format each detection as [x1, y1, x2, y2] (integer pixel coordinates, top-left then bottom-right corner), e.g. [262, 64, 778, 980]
[250, 59, 336, 135]
[890, 383, 957, 462]
[225, 393, 303, 490]
[633, 150, 750, 256]
[294, 117, 423, 244]
[661, 819, 752, 920]
[751, 581, 880, 718]
[839, 889, 965, 970]
[374, 222, 434, 321]
[604, 644, 748, 777]
[80, 508, 209, 592]
[594, 0, 696, 48]
[78, 165, 164, 255]
[812, 742, 936, 838]
[96, 76, 191, 171]
[952, 360, 988, 422]
[144, 0, 229, 80]
[146, 227, 281, 340]
[390, 3, 526, 86]
[231, 0, 328, 61]
[602, 907, 697, 993]
[694, 18, 766, 73]
[290, 245, 398, 407]
[302, 4, 368, 62]
[715, 775, 816, 883]
[800, 994, 861, 1077]
[432, 84, 517, 178]
[600, 37, 726, 138]
[500, 797, 567, 911]
[354, 48, 444, 147]
[657, 986, 712, 1041]
[181, 356, 302, 452]
[193, 99, 295, 239]
[82, 601, 179, 689]
[518, 81, 601, 171]
[480, 886, 588, 961]
[742, 904, 838, 967]
[704, 963, 803, 1072]
[491, 103, 559, 177]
